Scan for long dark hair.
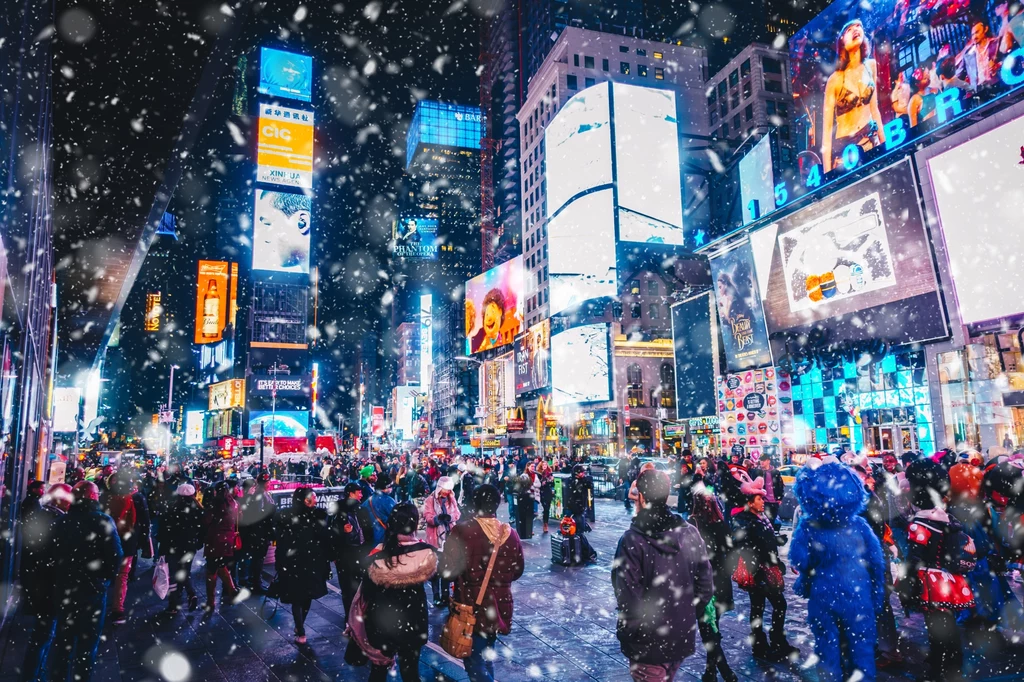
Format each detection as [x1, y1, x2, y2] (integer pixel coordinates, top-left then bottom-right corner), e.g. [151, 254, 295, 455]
[292, 486, 315, 509]
[836, 19, 870, 71]
[382, 502, 420, 569]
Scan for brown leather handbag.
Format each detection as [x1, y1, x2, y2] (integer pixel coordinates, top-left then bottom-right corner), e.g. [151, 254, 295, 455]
[439, 533, 504, 658]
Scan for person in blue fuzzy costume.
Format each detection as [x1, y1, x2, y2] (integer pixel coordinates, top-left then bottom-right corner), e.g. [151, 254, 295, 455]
[790, 461, 887, 682]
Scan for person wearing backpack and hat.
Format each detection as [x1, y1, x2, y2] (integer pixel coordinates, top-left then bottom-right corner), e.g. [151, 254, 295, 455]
[439, 485, 525, 682]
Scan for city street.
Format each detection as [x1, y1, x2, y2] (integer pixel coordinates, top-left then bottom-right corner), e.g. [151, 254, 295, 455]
[2, 498, 1022, 682]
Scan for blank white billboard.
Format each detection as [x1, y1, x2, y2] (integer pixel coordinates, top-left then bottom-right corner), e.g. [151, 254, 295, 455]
[548, 189, 617, 315]
[739, 135, 775, 225]
[53, 387, 81, 433]
[551, 324, 612, 406]
[545, 83, 612, 217]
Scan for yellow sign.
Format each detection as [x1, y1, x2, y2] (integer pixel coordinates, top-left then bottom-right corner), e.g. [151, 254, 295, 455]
[208, 379, 246, 411]
[256, 105, 314, 189]
[144, 292, 162, 332]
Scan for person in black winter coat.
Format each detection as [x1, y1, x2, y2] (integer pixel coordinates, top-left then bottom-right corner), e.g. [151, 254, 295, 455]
[160, 484, 205, 613]
[126, 480, 153, 582]
[238, 476, 277, 593]
[566, 465, 598, 563]
[690, 483, 738, 682]
[276, 487, 332, 644]
[330, 483, 366, 619]
[50, 482, 124, 682]
[20, 483, 71, 682]
[612, 470, 715, 682]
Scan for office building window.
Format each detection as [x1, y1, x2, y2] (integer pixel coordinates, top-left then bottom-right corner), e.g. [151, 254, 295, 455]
[765, 78, 782, 93]
[566, 74, 577, 90]
[584, 55, 594, 69]
[741, 58, 751, 77]
[648, 304, 660, 319]
[653, 51, 663, 59]
[742, 81, 751, 98]
[620, 61, 630, 75]
[732, 116, 740, 134]
[629, 279, 640, 294]
[636, 48, 647, 56]
[777, 102, 788, 116]
[619, 45, 629, 53]
[654, 67, 664, 80]
[766, 100, 776, 115]
[585, 77, 595, 88]
[630, 303, 642, 319]
[627, 364, 644, 407]
[763, 57, 782, 74]
[602, 58, 609, 71]
[638, 64, 648, 77]
[573, 54, 579, 66]
[729, 69, 739, 86]
[647, 280, 658, 295]
[745, 104, 753, 121]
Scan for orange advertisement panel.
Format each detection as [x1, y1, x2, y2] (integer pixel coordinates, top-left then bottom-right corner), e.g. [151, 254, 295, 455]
[195, 261, 230, 344]
[256, 104, 314, 189]
[208, 378, 246, 411]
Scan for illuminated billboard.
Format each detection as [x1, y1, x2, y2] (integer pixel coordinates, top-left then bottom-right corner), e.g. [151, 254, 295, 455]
[514, 319, 551, 395]
[250, 410, 309, 438]
[748, 159, 946, 349]
[144, 292, 162, 332]
[739, 136, 775, 225]
[790, 0, 1024, 178]
[464, 256, 524, 355]
[185, 410, 205, 446]
[420, 294, 432, 390]
[52, 387, 82, 433]
[208, 379, 246, 411]
[671, 295, 718, 420]
[709, 241, 772, 372]
[612, 82, 683, 244]
[551, 323, 612, 406]
[256, 104, 314, 189]
[393, 216, 439, 259]
[545, 84, 612, 216]
[393, 386, 418, 440]
[253, 190, 311, 274]
[194, 261, 238, 345]
[406, 101, 482, 168]
[259, 47, 312, 103]
[548, 189, 617, 315]
[371, 405, 385, 437]
[923, 109, 1024, 325]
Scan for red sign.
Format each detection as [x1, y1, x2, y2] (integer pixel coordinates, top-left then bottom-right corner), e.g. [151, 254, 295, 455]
[624, 405, 631, 427]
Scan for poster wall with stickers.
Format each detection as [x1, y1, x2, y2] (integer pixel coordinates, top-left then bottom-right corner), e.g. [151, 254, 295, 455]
[717, 367, 795, 461]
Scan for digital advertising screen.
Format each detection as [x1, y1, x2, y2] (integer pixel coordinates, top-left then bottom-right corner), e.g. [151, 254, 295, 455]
[671, 294, 718, 420]
[253, 190, 311, 274]
[393, 216, 439, 259]
[208, 379, 246, 411]
[709, 241, 773, 372]
[739, 135, 776, 225]
[256, 104, 314, 189]
[464, 255, 524, 355]
[258, 47, 313, 103]
[790, 0, 1024, 176]
[393, 386, 418, 440]
[548, 188, 617, 315]
[420, 294, 432, 388]
[370, 405, 385, 437]
[748, 160, 946, 350]
[514, 319, 551, 395]
[249, 410, 309, 438]
[612, 83, 684, 244]
[52, 387, 82, 433]
[194, 261, 238, 345]
[924, 109, 1024, 325]
[184, 410, 205, 446]
[544, 82, 612, 216]
[551, 323, 612, 406]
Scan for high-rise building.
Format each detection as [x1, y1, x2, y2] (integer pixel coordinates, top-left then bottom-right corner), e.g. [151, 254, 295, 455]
[395, 321, 421, 387]
[705, 43, 792, 148]
[517, 27, 708, 327]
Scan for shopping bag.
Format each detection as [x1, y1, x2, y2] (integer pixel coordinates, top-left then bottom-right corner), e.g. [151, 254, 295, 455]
[152, 557, 170, 600]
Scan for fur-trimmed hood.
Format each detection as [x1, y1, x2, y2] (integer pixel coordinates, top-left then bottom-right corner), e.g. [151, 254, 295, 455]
[795, 461, 867, 526]
[367, 537, 437, 588]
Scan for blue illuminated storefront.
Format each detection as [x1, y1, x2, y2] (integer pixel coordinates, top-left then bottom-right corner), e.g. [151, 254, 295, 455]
[790, 350, 934, 456]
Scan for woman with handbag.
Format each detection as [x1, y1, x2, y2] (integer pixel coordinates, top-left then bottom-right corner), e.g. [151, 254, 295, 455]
[732, 474, 797, 662]
[438, 484, 525, 682]
[363, 502, 437, 682]
[690, 483, 738, 682]
[161, 483, 204, 614]
[423, 476, 461, 607]
[276, 487, 332, 644]
[202, 481, 241, 611]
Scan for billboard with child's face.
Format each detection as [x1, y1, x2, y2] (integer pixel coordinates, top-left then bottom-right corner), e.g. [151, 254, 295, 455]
[464, 256, 524, 355]
[790, 0, 1024, 176]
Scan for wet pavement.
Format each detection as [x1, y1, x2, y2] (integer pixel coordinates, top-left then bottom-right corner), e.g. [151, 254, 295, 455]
[1, 498, 1023, 681]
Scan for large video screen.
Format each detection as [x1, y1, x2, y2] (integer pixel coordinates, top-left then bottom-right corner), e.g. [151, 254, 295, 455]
[749, 159, 946, 349]
[53, 387, 81, 433]
[194, 261, 238, 344]
[256, 104, 314, 189]
[253, 190, 311, 274]
[250, 410, 309, 439]
[613, 83, 684, 244]
[548, 189, 617, 315]
[259, 48, 313, 103]
[464, 256, 524, 355]
[551, 323, 612, 406]
[791, 0, 1024, 175]
[671, 295, 717, 419]
[393, 216, 439, 259]
[184, 410, 205, 446]
[545, 83, 612, 216]
[739, 135, 775, 225]
[925, 111, 1024, 325]
[514, 319, 551, 395]
[710, 241, 773, 372]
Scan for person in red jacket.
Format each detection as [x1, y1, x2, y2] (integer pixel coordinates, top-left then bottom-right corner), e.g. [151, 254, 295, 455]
[439, 484, 525, 682]
[202, 481, 241, 611]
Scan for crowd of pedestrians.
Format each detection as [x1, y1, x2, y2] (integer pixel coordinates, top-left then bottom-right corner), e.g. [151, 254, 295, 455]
[13, 444, 1024, 682]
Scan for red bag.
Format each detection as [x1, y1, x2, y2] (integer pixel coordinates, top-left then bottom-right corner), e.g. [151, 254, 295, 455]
[759, 565, 785, 591]
[733, 556, 755, 590]
[918, 568, 975, 610]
